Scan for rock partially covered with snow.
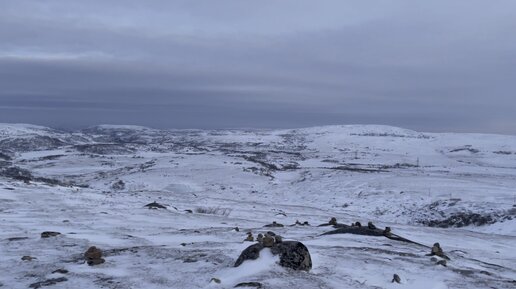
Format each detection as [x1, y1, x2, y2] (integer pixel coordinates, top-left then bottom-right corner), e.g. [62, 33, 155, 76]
[234, 240, 312, 271]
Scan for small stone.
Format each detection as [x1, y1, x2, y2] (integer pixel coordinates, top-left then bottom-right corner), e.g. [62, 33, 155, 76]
[367, 222, 377, 230]
[41, 231, 61, 238]
[428, 242, 449, 259]
[85, 246, 102, 260]
[234, 227, 240, 232]
[52, 269, 68, 274]
[210, 278, 221, 284]
[392, 274, 401, 283]
[21, 256, 36, 261]
[244, 232, 254, 242]
[329, 217, 337, 226]
[383, 227, 392, 236]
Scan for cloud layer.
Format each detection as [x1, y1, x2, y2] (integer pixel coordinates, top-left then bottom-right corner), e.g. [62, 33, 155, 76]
[1, 0, 515, 133]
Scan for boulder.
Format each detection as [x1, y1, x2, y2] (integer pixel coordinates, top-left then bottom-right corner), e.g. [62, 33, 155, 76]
[234, 240, 312, 271]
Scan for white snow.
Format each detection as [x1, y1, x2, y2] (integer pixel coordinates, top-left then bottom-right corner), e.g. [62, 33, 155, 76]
[0, 124, 515, 288]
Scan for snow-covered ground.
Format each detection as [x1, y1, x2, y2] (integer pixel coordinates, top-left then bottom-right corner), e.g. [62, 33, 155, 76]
[1, 123, 515, 288]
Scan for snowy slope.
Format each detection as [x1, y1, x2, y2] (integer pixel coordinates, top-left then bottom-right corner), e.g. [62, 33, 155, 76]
[0, 123, 515, 289]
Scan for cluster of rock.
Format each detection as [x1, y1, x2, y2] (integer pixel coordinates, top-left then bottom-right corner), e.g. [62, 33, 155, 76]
[235, 231, 312, 271]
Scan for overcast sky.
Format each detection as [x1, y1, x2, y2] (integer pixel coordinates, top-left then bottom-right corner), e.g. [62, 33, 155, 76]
[1, 1, 515, 133]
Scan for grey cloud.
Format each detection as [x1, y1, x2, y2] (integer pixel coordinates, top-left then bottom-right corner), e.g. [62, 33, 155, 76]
[1, 1, 516, 133]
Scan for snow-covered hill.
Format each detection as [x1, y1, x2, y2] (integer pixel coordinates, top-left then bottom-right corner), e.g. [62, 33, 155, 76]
[1, 123, 515, 288]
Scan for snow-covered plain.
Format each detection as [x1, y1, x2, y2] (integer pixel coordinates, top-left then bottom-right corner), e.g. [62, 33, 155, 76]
[0, 123, 515, 288]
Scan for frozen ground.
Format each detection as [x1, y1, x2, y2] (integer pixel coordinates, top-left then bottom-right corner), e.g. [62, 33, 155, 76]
[0, 123, 515, 288]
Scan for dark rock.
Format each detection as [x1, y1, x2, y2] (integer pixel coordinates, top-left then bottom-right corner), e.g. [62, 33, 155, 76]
[383, 227, 392, 236]
[235, 243, 263, 266]
[273, 241, 312, 271]
[264, 221, 284, 228]
[87, 258, 105, 266]
[322, 226, 384, 237]
[41, 231, 61, 238]
[6, 236, 29, 242]
[292, 220, 310, 226]
[368, 222, 377, 230]
[322, 226, 426, 247]
[234, 241, 312, 271]
[256, 234, 264, 243]
[84, 246, 105, 266]
[318, 217, 338, 227]
[427, 243, 450, 260]
[392, 274, 401, 283]
[21, 256, 36, 261]
[235, 282, 262, 288]
[52, 269, 68, 274]
[144, 201, 167, 209]
[29, 277, 67, 288]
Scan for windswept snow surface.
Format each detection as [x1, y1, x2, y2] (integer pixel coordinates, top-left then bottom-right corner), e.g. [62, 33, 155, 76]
[1, 123, 515, 288]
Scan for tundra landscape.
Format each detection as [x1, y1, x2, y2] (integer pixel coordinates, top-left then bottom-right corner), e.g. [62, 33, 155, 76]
[1, 124, 515, 288]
